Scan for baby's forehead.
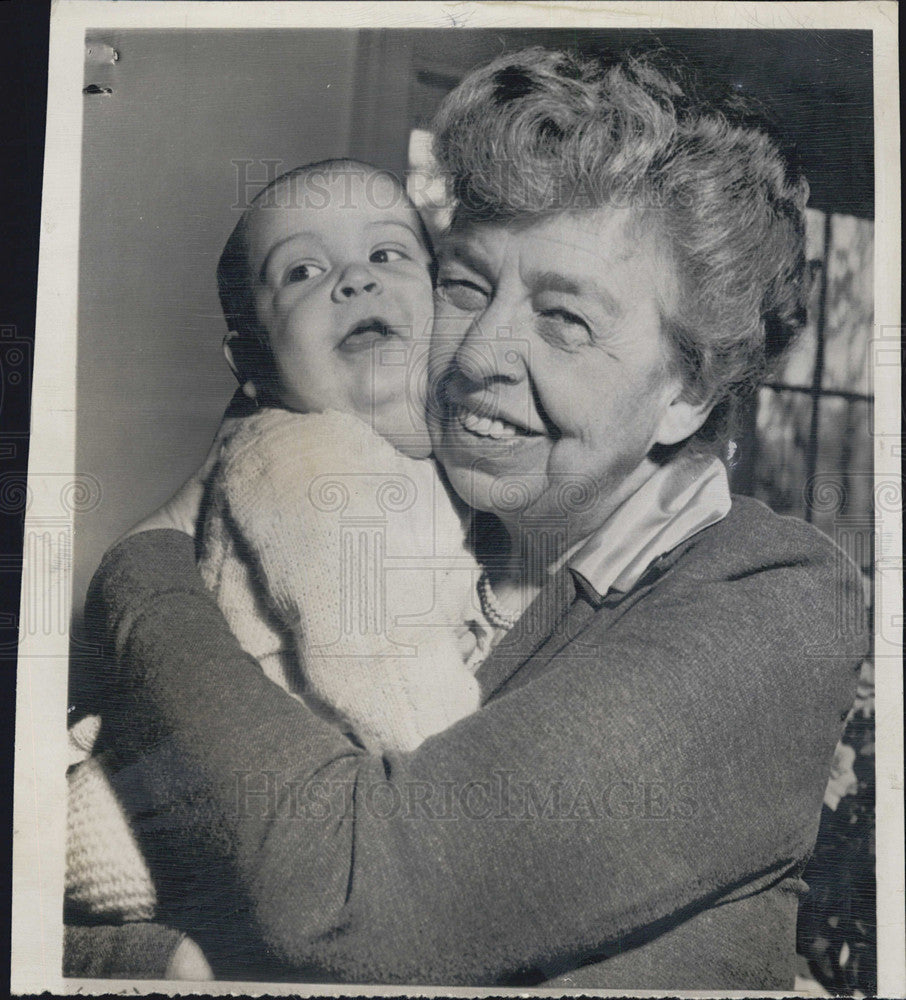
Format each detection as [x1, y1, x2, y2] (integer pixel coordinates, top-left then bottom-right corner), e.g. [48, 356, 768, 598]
[253, 164, 409, 215]
[243, 167, 425, 259]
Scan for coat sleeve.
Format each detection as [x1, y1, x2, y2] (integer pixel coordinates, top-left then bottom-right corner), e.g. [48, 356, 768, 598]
[87, 526, 864, 985]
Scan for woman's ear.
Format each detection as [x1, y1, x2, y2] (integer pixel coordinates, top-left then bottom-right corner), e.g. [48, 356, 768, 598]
[653, 391, 715, 448]
[222, 332, 259, 401]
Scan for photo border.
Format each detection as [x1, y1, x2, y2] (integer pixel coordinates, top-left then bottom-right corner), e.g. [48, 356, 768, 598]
[12, 2, 902, 995]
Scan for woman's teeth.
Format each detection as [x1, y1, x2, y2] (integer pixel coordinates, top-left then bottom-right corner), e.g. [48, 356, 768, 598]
[457, 406, 531, 440]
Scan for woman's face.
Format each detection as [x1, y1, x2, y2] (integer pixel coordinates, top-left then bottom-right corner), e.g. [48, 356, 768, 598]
[428, 207, 699, 539]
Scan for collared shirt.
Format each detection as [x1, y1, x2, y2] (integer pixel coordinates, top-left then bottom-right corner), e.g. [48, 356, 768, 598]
[467, 454, 732, 665]
[568, 453, 732, 605]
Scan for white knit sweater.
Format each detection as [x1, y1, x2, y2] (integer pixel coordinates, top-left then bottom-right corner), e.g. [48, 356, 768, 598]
[67, 407, 485, 921]
[199, 407, 484, 750]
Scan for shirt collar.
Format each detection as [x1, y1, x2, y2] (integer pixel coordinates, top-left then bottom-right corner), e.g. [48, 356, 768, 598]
[568, 453, 731, 604]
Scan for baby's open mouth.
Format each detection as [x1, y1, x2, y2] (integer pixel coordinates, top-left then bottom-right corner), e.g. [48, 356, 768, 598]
[339, 316, 401, 353]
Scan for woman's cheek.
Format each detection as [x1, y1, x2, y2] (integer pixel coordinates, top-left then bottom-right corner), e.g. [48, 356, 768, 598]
[426, 325, 456, 386]
[428, 305, 469, 369]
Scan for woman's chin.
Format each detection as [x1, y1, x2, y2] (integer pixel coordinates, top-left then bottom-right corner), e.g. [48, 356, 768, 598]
[435, 423, 549, 496]
[439, 459, 534, 522]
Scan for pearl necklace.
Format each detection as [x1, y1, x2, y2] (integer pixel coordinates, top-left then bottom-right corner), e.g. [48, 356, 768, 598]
[478, 571, 521, 630]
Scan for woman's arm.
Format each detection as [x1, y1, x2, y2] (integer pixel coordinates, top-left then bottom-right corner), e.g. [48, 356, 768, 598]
[89, 523, 864, 985]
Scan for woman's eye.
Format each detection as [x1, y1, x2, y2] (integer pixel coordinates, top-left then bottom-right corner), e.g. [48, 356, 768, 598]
[537, 309, 593, 349]
[370, 248, 406, 264]
[283, 263, 325, 284]
[435, 279, 488, 312]
[541, 308, 589, 330]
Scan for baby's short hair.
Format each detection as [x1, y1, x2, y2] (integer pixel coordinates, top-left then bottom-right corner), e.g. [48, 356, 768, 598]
[216, 158, 433, 340]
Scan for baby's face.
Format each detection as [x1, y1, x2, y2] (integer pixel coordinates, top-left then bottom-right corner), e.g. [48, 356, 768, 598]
[246, 167, 434, 455]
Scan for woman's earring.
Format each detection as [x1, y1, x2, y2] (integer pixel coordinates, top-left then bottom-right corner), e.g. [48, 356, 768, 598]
[241, 379, 258, 403]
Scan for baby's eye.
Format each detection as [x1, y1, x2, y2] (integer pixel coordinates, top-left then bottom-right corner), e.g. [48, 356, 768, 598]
[435, 279, 488, 312]
[283, 262, 325, 284]
[369, 247, 407, 264]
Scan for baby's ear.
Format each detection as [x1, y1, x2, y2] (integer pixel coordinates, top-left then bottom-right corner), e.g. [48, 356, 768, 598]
[222, 331, 243, 382]
[222, 332, 262, 400]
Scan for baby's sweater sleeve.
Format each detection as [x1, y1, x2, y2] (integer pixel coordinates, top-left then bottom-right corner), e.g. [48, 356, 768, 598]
[66, 717, 158, 923]
[210, 408, 480, 752]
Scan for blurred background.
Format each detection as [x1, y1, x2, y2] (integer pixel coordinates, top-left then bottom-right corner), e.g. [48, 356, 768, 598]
[69, 27, 875, 994]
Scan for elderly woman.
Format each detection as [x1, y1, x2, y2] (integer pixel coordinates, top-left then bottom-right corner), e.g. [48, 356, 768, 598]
[75, 47, 865, 988]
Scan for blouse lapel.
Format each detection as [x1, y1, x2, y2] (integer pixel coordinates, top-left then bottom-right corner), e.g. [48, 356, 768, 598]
[476, 573, 658, 703]
[475, 521, 705, 703]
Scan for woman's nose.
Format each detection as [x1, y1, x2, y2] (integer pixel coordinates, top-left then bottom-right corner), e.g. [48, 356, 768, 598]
[453, 307, 527, 386]
[331, 263, 382, 302]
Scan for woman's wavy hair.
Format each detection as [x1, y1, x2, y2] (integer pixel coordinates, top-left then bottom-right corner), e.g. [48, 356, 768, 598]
[432, 46, 810, 450]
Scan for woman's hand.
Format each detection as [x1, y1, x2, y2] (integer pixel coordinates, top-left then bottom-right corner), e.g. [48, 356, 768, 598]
[117, 389, 258, 543]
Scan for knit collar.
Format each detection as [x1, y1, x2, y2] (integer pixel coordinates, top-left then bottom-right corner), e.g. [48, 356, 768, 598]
[567, 453, 731, 606]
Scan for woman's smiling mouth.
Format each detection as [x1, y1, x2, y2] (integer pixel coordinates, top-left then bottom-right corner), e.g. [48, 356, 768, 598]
[455, 403, 544, 441]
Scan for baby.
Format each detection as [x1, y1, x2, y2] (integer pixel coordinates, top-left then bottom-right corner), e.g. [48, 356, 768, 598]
[67, 159, 488, 923]
[201, 158, 484, 748]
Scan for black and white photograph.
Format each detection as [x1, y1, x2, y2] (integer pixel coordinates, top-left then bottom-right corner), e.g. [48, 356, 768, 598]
[9, 2, 903, 995]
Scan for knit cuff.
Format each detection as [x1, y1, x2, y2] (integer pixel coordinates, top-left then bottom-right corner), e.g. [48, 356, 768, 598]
[63, 922, 188, 980]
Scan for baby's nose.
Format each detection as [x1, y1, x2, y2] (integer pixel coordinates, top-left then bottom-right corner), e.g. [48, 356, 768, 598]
[332, 263, 382, 301]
